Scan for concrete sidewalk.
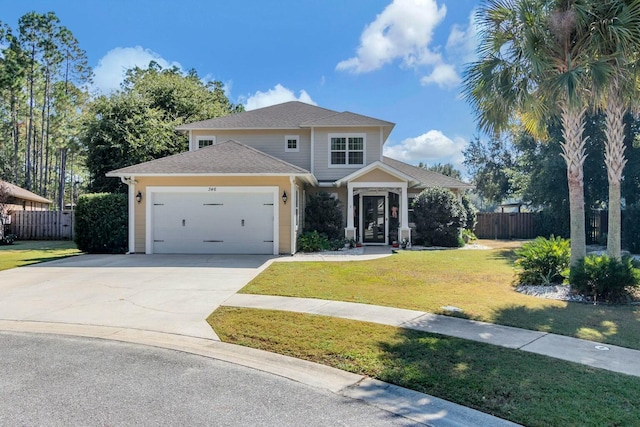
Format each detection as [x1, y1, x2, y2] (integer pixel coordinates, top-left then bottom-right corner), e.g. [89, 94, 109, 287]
[223, 294, 640, 378]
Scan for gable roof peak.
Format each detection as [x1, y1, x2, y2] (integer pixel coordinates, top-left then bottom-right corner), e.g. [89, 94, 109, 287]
[176, 101, 395, 132]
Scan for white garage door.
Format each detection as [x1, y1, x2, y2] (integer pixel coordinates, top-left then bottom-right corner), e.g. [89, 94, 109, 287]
[151, 191, 275, 254]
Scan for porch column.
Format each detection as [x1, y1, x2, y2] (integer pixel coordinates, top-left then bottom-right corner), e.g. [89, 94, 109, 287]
[399, 182, 411, 245]
[345, 182, 356, 240]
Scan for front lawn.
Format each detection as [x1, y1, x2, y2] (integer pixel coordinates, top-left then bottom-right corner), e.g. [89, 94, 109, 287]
[240, 242, 640, 349]
[0, 240, 81, 271]
[209, 307, 640, 427]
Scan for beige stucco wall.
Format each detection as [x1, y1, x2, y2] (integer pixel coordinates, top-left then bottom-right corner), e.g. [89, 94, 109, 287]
[132, 175, 296, 254]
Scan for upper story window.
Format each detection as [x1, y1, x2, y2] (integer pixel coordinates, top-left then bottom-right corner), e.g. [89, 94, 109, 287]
[329, 133, 365, 167]
[285, 135, 299, 152]
[196, 135, 216, 149]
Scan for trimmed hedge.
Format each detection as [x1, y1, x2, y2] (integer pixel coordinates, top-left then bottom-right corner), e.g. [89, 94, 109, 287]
[412, 187, 466, 247]
[75, 193, 128, 253]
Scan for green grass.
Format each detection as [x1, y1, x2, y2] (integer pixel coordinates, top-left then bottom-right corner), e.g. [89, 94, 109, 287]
[241, 245, 640, 350]
[209, 307, 640, 427]
[0, 240, 81, 271]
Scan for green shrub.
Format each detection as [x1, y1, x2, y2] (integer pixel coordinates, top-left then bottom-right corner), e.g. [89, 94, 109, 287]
[623, 202, 640, 254]
[461, 229, 476, 244]
[75, 193, 128, 253]
[461, 193, 478, 232]
[304, 192, 343, 240]
[297, 231, 330, 252]
[412, 187, 466, 247]
[569, 255, 640, 303]
[514, 236, 570, 285]
[0, 233, 16, 245]
[535, 208, 570, 239]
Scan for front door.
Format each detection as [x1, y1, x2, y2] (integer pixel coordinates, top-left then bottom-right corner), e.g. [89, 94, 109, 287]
[363, 195, 386, 244]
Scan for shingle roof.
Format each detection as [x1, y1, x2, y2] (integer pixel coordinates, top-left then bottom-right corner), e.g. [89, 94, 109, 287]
[301, 111, 394, 127]
[176, 101, 395, 130]
[382, 157, 474, 189]
[106, 140, 312, 176]
[0, 180, 52, 204]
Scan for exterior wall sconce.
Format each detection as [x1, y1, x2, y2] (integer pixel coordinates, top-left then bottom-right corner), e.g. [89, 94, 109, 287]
[136, 191, 143, 203]
[282, 191, 288, 204]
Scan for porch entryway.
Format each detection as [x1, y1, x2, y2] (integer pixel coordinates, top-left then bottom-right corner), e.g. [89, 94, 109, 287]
[362, 195, 386, 244]
[338, 161, 414, 246]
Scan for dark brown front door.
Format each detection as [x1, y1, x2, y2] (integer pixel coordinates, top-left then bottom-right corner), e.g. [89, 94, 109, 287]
[363, 196, 385, 243]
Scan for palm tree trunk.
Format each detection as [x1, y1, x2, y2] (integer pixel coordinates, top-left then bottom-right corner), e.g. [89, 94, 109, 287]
[604, 82, 627, 259]
[559, 103, 587, 266]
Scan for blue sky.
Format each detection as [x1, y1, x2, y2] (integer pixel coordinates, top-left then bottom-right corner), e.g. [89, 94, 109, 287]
[4, 0, 480, 173]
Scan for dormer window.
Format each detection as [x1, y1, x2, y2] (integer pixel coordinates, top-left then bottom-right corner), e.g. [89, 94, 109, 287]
[196, 136, 216, 149]
[329, 133, 365, 167]
[285, 135, 299, 152]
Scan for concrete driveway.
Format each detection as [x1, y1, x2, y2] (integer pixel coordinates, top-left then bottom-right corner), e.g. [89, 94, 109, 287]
[0, 254, 274, 339]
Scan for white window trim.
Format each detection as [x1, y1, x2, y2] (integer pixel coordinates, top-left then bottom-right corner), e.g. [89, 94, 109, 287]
[328, 133, 366, 168]
[195, 135, 216, 150]
[285, 135, 300, 153]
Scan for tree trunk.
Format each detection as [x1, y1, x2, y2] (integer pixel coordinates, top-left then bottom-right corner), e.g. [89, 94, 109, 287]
[560, 103, 587, 266]
[25, 44, 36, 190]
[58, 148, 67, 211]
[39, 70, 49, 195]
[11, 90, 19, 184]
[604, 83, 627, 259]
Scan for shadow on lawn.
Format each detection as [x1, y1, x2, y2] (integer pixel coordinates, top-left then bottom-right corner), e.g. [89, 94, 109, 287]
[377, 326, 640, 427]
[490, 302, 640, 349]
[488, 248, 518, 264]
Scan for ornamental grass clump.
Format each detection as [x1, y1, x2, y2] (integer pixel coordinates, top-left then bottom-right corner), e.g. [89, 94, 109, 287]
[569, 255, 640, 303]
[514, 236, 570, 285]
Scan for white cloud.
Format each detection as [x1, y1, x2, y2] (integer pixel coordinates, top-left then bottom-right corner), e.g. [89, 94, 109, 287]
[384, 130, 467, 170]
[244, 84, 316, 111]
[445, 11, 479, 65]
[336, 0, 447, 73]
[420, 63, 460, 89]
[92, 46, 182, 94]
[418, 10, 479, 89]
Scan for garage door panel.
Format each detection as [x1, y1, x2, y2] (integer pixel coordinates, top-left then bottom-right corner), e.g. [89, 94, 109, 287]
[151, 190, 275, 254]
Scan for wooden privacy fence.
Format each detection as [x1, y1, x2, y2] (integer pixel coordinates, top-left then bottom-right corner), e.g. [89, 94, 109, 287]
[10, 211, 74, 240]
[476, 212, 538, 240]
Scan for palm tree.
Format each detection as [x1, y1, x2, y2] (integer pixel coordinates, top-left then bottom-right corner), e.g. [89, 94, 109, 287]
[464, 0, 600, 266]
[588, 0, 640, 258]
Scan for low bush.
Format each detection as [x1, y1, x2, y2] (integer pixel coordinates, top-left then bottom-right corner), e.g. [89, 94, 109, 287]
[569, 255, 640, 303]
[514, 236, 570, 285]
[297, 231, 330, 252]
[412, 187, 466, 247]
[0, 233, 16, 245]
[75, 193, 128, 253]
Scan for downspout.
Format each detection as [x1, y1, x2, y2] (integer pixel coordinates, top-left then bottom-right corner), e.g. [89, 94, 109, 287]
[120, 176, 136, 254]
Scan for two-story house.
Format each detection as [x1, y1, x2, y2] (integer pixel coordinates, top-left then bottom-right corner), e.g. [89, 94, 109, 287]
[107, 101, 472, 255]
